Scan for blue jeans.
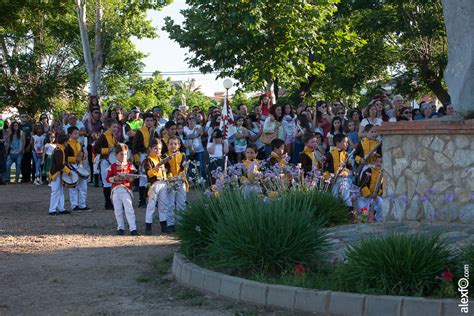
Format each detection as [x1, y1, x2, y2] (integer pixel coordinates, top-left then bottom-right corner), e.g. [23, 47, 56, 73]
[32, 153, 42, 178]
[4, 153, 23, 183]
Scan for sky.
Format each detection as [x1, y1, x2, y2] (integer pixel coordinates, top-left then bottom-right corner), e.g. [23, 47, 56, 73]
[132, 0, 238, 96]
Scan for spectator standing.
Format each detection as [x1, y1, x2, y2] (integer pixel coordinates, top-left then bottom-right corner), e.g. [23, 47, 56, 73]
[83, 105, 103, 185]
[31, 124, 46, 185]
[0, 116, 6, 184]
[4, 122, 25, 183]
[414, 102, 433, 120]
[19, 113, 33, 183]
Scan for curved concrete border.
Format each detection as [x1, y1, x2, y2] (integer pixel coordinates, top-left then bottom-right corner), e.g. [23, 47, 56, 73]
[172, 253, 462, 316]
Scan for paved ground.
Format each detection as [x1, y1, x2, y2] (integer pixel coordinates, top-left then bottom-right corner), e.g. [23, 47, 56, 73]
[0, 183, 293, 316]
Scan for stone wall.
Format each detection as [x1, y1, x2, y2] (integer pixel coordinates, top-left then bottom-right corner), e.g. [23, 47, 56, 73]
[379, 120, 474, 224]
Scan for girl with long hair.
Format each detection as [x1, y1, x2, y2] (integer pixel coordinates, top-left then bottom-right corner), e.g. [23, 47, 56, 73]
[4, 122, 25, 183]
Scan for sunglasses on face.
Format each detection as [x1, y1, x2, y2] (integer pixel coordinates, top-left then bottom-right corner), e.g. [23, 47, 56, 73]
[337, 112, 344, 115]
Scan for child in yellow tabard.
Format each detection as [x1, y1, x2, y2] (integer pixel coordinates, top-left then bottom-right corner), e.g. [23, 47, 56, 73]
[240, 144, 261, 196]
[144, 138, 172, 235]
[164, 136, 188, 232]
[65, 126, 90, 211]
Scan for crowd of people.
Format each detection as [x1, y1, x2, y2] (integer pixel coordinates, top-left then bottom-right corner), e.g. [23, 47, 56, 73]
[0, 94, 456, 235]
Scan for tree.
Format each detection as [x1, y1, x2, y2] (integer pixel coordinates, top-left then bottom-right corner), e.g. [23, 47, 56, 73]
[338, 0, 450, 104]
[164, 0, 363, 103]
[171, 80, 215, 113]
[120, 72, 175, 116]
[0, 0, 86, 115]
[76, 0, 171, 96]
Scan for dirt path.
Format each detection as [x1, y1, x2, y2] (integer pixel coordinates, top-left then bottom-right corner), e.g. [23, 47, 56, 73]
[0, 184, 288, 316]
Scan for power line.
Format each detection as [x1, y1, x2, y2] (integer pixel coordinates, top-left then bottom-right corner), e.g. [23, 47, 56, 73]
[140, 70, 220, 77]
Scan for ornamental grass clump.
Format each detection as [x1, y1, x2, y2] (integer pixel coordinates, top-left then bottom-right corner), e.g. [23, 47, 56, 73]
[208, 192, 329, 275]
[176, 194, 222, 260]
[341, 234, 453, 296]
[177, 189, 264, 260]
[284, 189, 349, 226]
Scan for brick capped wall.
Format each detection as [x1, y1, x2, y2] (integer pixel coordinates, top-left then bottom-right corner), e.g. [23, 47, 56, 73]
[378, 120, 474, 223]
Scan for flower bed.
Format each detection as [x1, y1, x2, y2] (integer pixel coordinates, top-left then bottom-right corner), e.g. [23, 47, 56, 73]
[176, 188, 473, 300]
[172, 253, 463, 316]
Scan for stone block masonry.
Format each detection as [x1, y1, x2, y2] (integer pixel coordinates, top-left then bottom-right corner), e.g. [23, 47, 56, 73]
[378, 120, 474, 224]
[172, 252, 462, 316]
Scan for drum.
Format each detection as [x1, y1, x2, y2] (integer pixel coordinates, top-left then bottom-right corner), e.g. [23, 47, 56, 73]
[62, 171, 79, 188]
[75, 165, 90, 179]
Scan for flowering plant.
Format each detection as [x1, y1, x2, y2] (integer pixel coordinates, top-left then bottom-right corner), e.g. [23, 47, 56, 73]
[434, 269, 456, 297]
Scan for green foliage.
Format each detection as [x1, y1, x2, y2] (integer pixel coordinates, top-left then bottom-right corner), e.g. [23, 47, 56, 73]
[337, 0, 450, 103]
[461, 243, 474, 268]
[0, 0, 172, 116]
[178, 188, 349, 275]
[176, 194, 224, 260]
[458, 243, 474, 293]
[0, 0, 86, 115]
[253, 265, 348, 292]
[284, 189, 350, 227]
[230, 90, 251, 110]
[50, 98, 88, 119]
[341, 234, 453, 296]
[118, 72, 175, 115]
[164, 0, 363, 95]
[206, 191, 328, 275]
[170, 80, 216, 113]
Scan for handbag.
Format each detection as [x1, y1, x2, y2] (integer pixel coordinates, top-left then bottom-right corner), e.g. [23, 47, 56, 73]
[260, 131, 277, 145]
[260, 121, 281, 145]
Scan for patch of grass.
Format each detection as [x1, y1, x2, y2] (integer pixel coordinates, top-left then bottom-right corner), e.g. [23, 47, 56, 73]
[151, 254, 173, 276]
[233, 309, 259, 316]
[252, 266, 348, 293]
[136, 254, 174, 284]
[187, 296, 209, 306]
[136, 276, 151, 283]
[176, 289, 200, 300]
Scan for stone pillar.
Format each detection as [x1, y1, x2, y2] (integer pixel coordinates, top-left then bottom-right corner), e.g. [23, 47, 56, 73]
[378, 120, 474, 224]
[442, 0, 474, 117]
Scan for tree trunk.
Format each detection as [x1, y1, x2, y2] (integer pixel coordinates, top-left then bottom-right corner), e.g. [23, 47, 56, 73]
[93, 0, 103, 96]
[427, 78, 451, 106]
[293, 74, 316, 105]
[273, 77, 279, 102]
[418, 59, 451, 106]
[76, 0, 102, 97]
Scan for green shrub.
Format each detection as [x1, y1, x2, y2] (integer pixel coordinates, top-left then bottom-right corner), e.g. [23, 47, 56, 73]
[341, 234, 453, 296]
[208, 192, 329, 275]
[284, 189, 349, 226]
[177, 189, 259, 259]
[176, 195, 221, 260]
[461, 242, 474, 268]
[458, 242, 474, 293]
